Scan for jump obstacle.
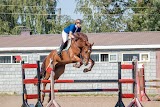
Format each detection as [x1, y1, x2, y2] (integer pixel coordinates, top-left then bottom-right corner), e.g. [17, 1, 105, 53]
[21, 61, 43, 107]
[115, 61, 142, 107]
[21, 60, 60, 107]
[21, 60, 142, 107]
[137, 64, 160, 101]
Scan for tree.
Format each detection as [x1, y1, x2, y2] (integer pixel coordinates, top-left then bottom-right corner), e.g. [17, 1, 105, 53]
[0, 17, 10, 35]
[75, 0, 111, 33]
[0, 0, 60, 35]
[75, 0, 160, 32]
[75, 0, 136, 32]
[126, 0, 160, 31]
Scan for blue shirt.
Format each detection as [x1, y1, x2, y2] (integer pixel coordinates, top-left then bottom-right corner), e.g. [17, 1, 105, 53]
[64, 24, 81, 34]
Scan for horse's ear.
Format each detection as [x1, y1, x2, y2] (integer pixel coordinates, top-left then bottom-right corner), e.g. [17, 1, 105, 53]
[91, 42, 94, 46]
[85, 41, 90, 46]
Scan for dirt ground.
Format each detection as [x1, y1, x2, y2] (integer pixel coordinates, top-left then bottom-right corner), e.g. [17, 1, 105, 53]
[0, 95, 159, 107]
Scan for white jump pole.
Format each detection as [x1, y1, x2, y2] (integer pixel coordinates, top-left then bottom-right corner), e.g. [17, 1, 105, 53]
[46, 59, 60, 107]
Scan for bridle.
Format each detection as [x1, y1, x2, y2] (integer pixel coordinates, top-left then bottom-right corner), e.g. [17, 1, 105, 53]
[71, 37, 91, 62]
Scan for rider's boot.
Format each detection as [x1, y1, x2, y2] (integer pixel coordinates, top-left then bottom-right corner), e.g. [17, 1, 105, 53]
[57, 42, 65, 57]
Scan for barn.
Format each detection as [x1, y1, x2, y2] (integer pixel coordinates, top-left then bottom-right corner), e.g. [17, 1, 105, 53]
[0, 31, 160, 95]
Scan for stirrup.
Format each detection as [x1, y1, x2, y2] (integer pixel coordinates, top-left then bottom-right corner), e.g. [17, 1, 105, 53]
[57, 50, 62, 57]
[57, 50, 60, 54]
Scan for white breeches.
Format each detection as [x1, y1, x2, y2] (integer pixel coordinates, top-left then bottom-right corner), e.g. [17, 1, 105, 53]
[62, 30, 68, 43]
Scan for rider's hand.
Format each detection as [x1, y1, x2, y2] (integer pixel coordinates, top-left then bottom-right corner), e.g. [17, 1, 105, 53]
[69, 33, 74, 38]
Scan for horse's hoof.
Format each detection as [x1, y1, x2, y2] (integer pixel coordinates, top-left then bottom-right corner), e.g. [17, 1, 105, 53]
[73, 64, 80, 68]
[76, 65, 80, 68]
[83, 68, 88, 73]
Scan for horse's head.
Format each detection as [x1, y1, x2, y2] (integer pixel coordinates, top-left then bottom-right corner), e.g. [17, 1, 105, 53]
[73, 32, 88, 46]
[81, 42, 94, 66]
[72, 32, 94, 66]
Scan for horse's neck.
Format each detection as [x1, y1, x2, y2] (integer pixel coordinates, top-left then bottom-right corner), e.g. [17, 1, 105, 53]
[69, 40, 82, 55]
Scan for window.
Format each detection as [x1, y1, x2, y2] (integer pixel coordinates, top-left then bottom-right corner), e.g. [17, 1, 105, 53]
[0, 55, 28, 64]
[90, 53, 109, 62]
[12, 55, 28, 63]
[123, 54, 139, 61]
[100, 54, 108, 62]
[109, 54, 117, 62]
[40, 55, 47, 62]
[21, 55, 28, 63]
[140, 53, 150, 62]
[12, 56, 18, 63]
[0, 56, 11, 63]
[90, 54, 99, 62]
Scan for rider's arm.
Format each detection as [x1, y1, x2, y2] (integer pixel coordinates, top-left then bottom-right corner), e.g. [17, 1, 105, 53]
[68, 24, 75, 38]
[69, 31, 74, 38]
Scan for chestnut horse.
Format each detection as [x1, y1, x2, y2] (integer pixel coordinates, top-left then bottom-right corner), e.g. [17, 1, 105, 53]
[38, 32, 95, 102]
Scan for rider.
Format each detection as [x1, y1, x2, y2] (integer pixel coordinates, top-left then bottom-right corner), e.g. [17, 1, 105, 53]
[57, 19, 82, 56]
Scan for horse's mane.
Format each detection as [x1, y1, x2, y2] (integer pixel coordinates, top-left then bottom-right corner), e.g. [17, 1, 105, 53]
[74, 32, 88, 41]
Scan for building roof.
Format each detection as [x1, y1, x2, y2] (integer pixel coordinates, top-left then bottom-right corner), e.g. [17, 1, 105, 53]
[0, 31, 160, 51]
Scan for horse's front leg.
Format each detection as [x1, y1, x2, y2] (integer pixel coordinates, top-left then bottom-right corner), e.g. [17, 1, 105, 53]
[72, 55, 82, 66]
[83, 58, 95, 73]
[73, 61, 83, 68]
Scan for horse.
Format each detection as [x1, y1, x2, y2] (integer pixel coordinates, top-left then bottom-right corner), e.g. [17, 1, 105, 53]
[37, 32, 95, 103]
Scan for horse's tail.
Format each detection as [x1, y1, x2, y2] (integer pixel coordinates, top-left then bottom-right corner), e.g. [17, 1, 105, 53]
[34, 57, 47, 80]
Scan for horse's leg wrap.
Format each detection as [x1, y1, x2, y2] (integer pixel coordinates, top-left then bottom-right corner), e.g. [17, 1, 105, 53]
[83, 58, 95, 73]
[73, 61, 83, 68]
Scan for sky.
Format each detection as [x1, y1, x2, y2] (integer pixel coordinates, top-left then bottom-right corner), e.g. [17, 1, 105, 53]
[57, 0, 82, 19]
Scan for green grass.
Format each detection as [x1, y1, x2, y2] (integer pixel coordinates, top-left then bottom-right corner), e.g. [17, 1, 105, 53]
[0, 92, 18, 96]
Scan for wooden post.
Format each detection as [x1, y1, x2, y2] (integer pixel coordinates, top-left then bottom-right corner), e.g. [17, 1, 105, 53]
[137, 64, 150, 101]
[127, 58, 143, 107]
[35, 61, 43, 107]
[46, 59, 60, 107]
[21, 61, 30, 107]
[115, 62, 125, 107]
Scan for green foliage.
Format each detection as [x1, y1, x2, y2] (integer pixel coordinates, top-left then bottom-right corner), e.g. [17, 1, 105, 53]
[0, 0, 73, 35]
[126, 0, 160, 31]
[0, 19, 10, 35]
[75, 0, 136, 32]
[75, 0, 160, 32]
[147, 0, 160, 31]
[75, 0, 112, 33]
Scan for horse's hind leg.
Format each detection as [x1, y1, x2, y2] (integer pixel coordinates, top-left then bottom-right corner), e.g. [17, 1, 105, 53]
[41, 72, 50, 103]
